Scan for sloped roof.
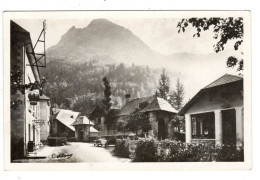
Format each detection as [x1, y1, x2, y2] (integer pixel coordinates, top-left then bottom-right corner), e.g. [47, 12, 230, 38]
[90, 126, 99, 133]
[203, 74, 243, 89]
[141, 97, 178, 113]
[116, 96, 155, 116]
[89, 105, 106, 119]
[178, 74, 243, 115]
[55, 109, 80, 131]
[11, 20, 30, 35]
[71, 116, 94, 126]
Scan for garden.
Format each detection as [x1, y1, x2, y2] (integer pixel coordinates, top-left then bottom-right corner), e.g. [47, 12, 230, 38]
[113, 139, 244, 162]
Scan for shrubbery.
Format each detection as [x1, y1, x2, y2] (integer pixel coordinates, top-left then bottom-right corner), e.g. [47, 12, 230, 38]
[132, 139, 158, 162]
[113, 139, 131, 158]
[114, 139, 244, 162]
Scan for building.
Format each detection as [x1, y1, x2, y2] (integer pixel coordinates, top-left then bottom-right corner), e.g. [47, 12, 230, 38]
[89, 105, 120, 136]
[71, 116, 98, 142]
[89, 105, 106, 132]
[178, 74, 243, 146]
[10, 21, 43, 160]
[39, 95, 51, 143]
[51, 109, 80, 139]
[115, 95, 178, 139]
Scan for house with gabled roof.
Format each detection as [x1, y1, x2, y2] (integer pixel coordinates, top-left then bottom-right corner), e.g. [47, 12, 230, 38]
[115, 95, 178, 139]
[52, 109, 80, 138]
[178, 74, 243, 146]
[71, 116, 99, 142]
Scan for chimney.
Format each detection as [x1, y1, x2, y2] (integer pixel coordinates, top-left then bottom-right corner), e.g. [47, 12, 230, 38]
[125, 94, 131, 105]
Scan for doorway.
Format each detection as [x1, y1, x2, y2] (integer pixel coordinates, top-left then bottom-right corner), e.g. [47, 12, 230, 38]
[158, 118, 167, 140]
[33, 125, 35, 142]
[222, 109, 236, 144]
[78, 127, 84, 142]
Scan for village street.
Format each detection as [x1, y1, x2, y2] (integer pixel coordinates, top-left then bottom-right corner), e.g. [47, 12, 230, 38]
[14, 142, 131, 163]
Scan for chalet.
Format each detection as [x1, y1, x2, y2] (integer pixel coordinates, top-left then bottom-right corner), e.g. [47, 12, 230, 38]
[115, 95, 178, 139]
[178, 74, 243, 146]
[10, 21, 43, 160]
[71, 116, 99, 142]
[51, 109, 80, 139]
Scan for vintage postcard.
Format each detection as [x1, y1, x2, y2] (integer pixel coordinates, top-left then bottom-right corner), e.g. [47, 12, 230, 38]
[3, 11, 252, 170]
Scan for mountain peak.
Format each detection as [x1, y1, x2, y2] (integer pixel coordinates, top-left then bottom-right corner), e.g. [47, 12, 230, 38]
[86, 18, 124, 31]
[89, 18, 112, 25]
[47, 19, 165, 67]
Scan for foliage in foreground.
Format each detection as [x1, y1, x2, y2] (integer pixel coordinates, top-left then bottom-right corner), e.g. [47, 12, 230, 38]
[113, 139, 131, 158]
[114, 139, 244, 162]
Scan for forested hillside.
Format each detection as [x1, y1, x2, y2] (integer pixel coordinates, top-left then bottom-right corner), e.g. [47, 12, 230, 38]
[41, 59, 159, 115]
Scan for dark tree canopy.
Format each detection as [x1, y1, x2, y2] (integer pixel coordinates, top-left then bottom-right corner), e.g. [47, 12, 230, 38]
[102, 76, 112, 113]
[118, 101, 151, 136]
[177, 17, 244, 71]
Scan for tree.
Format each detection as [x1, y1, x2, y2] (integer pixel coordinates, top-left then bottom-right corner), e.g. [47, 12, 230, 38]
[177, 17, 244, 71]
[119, 101, 151, 136]
[171, 78, 185, 110]
[102, 76, 112, 114]
[157, 69, 170, 101]
[63, 98, 71, 109]
[72, 96, 93, 115]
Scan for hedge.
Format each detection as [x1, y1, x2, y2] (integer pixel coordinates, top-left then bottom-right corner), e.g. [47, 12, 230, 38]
[114, 139, 244, 162]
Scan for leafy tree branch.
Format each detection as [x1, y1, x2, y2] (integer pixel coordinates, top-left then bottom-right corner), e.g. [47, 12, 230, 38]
[177, 17, 244, 71]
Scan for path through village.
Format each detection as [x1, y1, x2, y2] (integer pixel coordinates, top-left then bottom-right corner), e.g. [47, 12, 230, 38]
[14, 142, 131, 163]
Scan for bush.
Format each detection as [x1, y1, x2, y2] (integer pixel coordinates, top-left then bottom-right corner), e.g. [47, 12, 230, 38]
[133, 139, 158, 162]
[215, 144, 244, 162]
[159, 141, 244, 162]
[113, 139, 131, 158]
[128, 139, 244, 162]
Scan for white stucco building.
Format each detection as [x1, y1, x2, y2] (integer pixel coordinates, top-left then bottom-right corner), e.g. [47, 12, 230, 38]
[179, 74, 243, 146]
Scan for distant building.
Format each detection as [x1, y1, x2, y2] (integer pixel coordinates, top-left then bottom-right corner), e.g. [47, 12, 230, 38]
[89, 105, 120, 136]
[89, 105, 106, 131]
[179, 74, 243, 146]
[51, 109, 80, 139]
[10, 21, 43, 160]
[39, 95, 51, 143]
[71, 116, 98, 142]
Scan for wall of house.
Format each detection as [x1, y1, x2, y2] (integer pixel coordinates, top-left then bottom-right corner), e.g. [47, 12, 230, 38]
[75, 125, 90, 142]
[24, 55, 42, 149]
[147, 111, 171, 139]
[53, 120, 74, 138]
[11, 27, 27, 160]
[40, 100, 50, 142]
[148, 112, 158, 138]
[186, 83, 243, 114]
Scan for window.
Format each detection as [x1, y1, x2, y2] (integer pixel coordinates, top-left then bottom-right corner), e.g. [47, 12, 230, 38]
[28, 124, 31, 141]
[191, 112, 215, 139]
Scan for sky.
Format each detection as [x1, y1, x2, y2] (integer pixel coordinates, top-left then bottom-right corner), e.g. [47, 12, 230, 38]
[13, 18, 237, 55]
[13, 18, 241, 100]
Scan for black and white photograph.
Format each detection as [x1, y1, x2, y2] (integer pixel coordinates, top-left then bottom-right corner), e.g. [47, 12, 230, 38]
[3, 11, 251, 170]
